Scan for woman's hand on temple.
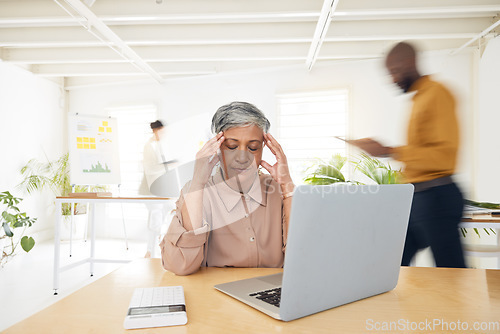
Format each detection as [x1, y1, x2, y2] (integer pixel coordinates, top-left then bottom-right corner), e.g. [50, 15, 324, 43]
[260, 133, 294, 192]
[191, 132, 225, 189]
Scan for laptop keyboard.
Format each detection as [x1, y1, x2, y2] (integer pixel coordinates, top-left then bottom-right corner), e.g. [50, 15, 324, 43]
[249, 287, 281, 307]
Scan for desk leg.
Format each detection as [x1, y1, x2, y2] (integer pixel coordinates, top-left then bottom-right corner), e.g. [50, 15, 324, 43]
[90, 202, 96, 277]
[497, 232, 500, 270]
[53, 201, 62, 295]
[69, 202, 74, 257]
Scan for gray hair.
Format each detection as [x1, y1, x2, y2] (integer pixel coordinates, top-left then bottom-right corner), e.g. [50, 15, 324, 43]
[211, 101, 270, 134]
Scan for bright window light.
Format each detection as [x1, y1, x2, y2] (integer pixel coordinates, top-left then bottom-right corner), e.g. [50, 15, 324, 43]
[106, 105, 158, 219]
[277, 90, 349, 184]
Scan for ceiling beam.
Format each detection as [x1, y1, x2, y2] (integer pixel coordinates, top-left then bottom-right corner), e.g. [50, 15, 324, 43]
[63, 76, 171, 91]
[306, 0, 339, 70]
[336, 0, 500, 10]
[1, 3, 499, 27]
[3, 38, 482, 65]
[327, 17, 494, 37]
[0, 13, 321, 28]
[0, 18, 491, 48]
[332, 5, 500, 20]
[0, 22, 317, 47]
[32, 62, 213, 77]
[3, 44, 309, 64]
[451, 16, 500, 55]
[31, 60, 303, 77]
[53, 0, 164, 83]
[73, 0, 325, 17]
[0, 0, 324, 25]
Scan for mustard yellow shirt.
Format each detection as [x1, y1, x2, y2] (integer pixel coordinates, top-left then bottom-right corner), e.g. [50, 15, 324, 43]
[392, 76, 459, 184]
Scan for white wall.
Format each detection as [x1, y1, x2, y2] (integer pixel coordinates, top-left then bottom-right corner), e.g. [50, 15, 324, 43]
[476, 36, 500, 202]
[0, 62, 65, 241]
[68, 48, 477, 239]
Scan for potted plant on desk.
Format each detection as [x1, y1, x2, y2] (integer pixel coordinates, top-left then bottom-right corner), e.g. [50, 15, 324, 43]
[303, 154, 351, 185]
[17, 153, 106, 241]
[0, 191, 37, 266]
[303, 153, 401, 185]
[353, 153, 402, 185]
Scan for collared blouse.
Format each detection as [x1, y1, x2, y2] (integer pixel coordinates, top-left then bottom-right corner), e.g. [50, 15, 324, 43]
[160, 169, 286, 275]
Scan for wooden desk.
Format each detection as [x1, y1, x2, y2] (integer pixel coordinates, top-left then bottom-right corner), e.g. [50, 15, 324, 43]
[53, 196, 170, 294]
[7, 259, 500, 333]
[461, 215, 500, 229]
[461, 215, 500, 268]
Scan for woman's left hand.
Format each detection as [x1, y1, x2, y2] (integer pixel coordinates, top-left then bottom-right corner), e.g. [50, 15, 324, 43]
[260, 133, 294, 190]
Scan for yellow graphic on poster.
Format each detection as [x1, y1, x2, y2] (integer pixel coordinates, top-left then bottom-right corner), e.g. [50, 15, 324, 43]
[69, 115, 121, 185]
[76, 137, 97, 149]
[98, 121, 113, 135]
[76, 121, 114, 151]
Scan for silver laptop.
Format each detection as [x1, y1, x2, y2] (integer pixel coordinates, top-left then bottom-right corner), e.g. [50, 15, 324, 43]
[214, 184, 413, 321]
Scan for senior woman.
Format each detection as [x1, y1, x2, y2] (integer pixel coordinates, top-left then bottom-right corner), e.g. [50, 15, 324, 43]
[160, 101, 295, 275]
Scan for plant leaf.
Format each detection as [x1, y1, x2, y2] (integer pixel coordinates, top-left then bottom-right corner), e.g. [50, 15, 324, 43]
[20, 236, 35, 252]
[354, 153, 402, 184]
[18, 152, 73, 197]
[2, 211, 16, 224]
[464, 199, 500, 209]
[303, 154, 347, 185]
[304, 175, 342, 185]
[2, 222, 14, 237]
[474, 228, 481, 238]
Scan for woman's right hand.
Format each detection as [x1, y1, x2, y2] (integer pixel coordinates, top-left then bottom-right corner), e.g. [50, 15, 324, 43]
[191, 132, 225, 189]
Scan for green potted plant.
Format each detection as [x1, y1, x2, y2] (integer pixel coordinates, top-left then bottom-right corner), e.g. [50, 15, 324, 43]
[353, 153, 402, 185]
[18, 153, 106, 240]
[1, 191, 37, 265]
[303, 153, 400, 185]
[303, 154, 354, 185]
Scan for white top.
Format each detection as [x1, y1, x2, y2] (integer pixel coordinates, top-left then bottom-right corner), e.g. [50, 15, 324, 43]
[139, 136, 168, 195]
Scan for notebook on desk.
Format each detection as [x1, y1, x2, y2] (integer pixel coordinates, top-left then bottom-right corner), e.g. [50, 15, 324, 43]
[214, 184, 414, 321]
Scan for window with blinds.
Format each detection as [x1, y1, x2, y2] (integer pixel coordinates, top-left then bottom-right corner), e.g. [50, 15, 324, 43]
[106, 105, 158, 219]
[277, 90, 349, 184]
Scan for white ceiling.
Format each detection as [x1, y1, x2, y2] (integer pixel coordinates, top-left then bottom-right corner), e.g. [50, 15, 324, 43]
[0, 0, 499, 89]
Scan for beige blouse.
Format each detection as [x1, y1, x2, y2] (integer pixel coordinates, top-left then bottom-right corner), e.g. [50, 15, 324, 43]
[160, 169, 286, 275]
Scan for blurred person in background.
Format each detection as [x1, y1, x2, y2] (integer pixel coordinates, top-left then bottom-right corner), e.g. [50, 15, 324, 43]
[349, 42, 466, 268]
[139, 120, 171, 258]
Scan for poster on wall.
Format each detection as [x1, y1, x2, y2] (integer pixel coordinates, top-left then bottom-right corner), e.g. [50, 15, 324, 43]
[68, 114, 121, 185]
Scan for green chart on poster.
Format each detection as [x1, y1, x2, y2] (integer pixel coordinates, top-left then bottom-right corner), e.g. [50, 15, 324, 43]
[68, 114, 121, 185]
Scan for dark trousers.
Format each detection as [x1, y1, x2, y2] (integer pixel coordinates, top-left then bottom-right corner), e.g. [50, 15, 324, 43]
[401, 182, 466, 268]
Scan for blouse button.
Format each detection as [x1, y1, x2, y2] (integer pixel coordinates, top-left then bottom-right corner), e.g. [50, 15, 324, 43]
[249, 237, 255, 242]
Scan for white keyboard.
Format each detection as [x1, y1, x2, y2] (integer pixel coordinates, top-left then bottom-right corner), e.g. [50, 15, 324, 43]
[123, 286, 187, 329]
